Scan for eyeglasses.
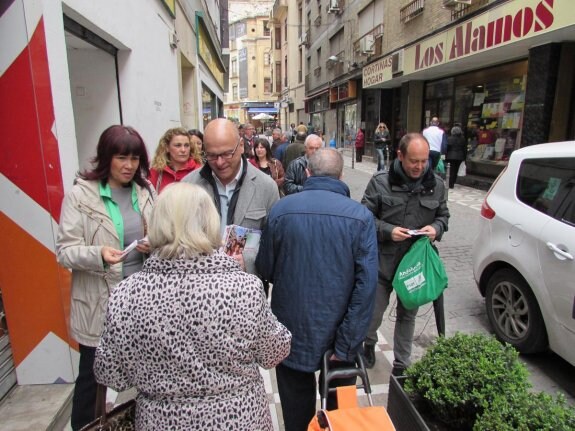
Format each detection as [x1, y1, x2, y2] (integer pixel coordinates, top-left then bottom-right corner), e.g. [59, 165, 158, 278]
[204, 139, 241, 161]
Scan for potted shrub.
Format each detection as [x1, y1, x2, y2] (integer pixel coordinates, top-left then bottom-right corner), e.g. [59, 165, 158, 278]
[387, 333, 575, 431]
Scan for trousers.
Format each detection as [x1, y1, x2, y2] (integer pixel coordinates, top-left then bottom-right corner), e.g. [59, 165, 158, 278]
[71, 345, 98, 430]
[375, 148, 385, 171]
[276, 361, 356, 431]
[364, 277, 418, 369]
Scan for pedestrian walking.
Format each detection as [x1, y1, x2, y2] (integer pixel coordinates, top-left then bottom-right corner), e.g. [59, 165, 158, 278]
[283, 134, 322, 195]
[445, 125, 467, 189]
[422, 117, 445, 169]
[374, 122, 391, 171]
[256, 148, 379, 431]
[355, 127, 365, 162]
[361, 133, 450, 376]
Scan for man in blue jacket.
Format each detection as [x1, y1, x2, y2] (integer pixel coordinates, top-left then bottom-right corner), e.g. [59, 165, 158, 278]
[256, 148, 379, 431]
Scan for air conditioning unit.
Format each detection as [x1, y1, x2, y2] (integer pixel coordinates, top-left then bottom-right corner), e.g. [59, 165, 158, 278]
[360, 35, 374, 55]
[392, 49, 404, 74]
[443, 0, 472, 7]
[298, 31, 309, 47]
[328, 0, 340, 13]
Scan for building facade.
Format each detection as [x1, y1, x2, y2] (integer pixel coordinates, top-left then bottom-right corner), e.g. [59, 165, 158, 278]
[269, 0, 307, 131]
[225, 1, 279, 132]
[285, 0, 575, 178]
[0, 0, 224, 399]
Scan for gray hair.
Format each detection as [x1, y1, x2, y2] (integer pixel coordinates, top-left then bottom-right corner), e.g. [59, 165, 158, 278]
[148, 183, 221, 259]
[307, 148, 343, 179]
[304, 134, 322, 148]
[451, 126, 463, 135]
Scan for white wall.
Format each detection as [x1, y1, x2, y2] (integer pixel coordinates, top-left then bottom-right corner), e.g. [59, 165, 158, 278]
[67, 47, 120, 171]
[60, 0, 181, 156]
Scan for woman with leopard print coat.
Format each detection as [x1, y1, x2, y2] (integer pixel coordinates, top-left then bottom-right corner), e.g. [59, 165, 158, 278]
[95, 183, 291, 430]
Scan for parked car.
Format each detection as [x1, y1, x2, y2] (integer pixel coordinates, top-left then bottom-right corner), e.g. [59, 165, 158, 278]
[472, 141, 575, 366]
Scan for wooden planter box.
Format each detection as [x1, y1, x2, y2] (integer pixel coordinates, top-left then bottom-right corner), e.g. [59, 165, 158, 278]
[387, 375, 430, 431]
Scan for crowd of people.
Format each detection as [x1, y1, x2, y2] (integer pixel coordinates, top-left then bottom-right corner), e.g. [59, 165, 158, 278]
[56, 118, 450, 431]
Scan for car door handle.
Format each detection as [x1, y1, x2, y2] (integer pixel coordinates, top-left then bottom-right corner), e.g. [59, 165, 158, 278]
[546, 242, 574, 260]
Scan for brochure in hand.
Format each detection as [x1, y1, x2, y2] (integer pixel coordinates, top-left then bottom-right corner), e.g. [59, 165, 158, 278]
[222, 225, 262, 273]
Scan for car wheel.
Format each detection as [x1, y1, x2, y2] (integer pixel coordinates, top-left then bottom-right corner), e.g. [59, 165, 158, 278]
[485, 268, 548, 354]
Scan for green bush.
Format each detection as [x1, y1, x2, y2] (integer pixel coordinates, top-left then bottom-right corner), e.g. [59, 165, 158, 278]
[474, 391, 575, 430]
[403, 333, 530, 429]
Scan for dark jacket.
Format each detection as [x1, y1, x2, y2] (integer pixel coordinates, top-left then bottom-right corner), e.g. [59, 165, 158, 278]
[256, 176, 379, 372]
[283, 156, 307, 195]
[283, 141, 305, 170]
[361, 160, 450, 280]
[446, 134, 467, 161]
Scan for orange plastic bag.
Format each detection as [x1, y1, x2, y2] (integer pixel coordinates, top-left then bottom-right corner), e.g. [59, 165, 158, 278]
[307, 386, 396, 431]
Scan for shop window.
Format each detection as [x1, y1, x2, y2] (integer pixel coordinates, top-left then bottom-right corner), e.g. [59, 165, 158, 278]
[447, 61, 528, 166]
[464, 74, 526, 163]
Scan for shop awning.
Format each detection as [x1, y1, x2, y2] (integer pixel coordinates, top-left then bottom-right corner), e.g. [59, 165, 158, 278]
[247, 107, 278, 114]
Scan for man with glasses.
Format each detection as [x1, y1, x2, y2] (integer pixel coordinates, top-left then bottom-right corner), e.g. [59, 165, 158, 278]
[183, 119, 279, 273]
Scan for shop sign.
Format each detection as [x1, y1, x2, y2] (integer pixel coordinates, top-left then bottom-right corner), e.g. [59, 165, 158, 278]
[404, 0, 565, 75]
[363, 55, 394, 88]
[198, 23, 225, 88]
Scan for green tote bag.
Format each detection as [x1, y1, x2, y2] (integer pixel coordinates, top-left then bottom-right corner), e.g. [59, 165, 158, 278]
[392, 237, 448, 310]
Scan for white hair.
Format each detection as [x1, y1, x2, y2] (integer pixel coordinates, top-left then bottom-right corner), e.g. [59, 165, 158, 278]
[148, 183, 221, 259]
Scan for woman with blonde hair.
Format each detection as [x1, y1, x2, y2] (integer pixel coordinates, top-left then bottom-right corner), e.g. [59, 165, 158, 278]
[149, 127, 202, 193]
[95, 182, 291, 430]
[374, 122, 391, 171]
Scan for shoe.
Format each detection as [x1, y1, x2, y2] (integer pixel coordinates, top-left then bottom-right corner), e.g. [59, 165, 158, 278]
[391, 366, 405, 377]
[363, 343, 376, 369]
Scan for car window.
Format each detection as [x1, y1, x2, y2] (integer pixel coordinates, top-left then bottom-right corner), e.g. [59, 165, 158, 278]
[517, 158, 575, 226]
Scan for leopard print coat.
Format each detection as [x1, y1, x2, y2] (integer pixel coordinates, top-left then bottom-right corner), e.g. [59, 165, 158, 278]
[95, 251, 291, 430]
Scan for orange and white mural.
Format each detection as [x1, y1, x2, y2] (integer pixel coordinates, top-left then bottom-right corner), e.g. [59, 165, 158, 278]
[0, 0, 77, 385]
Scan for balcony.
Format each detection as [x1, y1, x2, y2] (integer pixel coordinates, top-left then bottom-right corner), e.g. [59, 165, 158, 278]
[450, 0, 489, 21]
[313, 66, 322, 77]
[272, 0, 288, 17]
[400, 0, 425, 24]
[353, 24, 384, 57]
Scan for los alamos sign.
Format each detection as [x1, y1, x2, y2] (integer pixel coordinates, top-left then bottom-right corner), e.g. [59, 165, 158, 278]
[364, 0, 568, 88]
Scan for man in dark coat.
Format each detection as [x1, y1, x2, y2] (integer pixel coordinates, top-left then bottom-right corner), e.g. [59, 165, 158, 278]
[283, 134, 323, 195]
[361, 133, 450, 375]
[282, 131, 307, 170]
[256, 148, 378, 431]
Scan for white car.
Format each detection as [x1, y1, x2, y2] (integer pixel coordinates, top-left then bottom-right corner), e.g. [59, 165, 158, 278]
[472, 141, 575, 366]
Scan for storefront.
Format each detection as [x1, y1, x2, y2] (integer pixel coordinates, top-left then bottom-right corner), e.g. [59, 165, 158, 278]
[305, 90, 332, 140]
[362, 0, 575, 178]
[423, 60, 528, 176]
[330, 81, 359, 148]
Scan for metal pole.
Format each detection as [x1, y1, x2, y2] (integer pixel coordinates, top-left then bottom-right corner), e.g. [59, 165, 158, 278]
[445, 161, 450, 200]
[385, 145, 391, 172]
[351, 136, 355, 169]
